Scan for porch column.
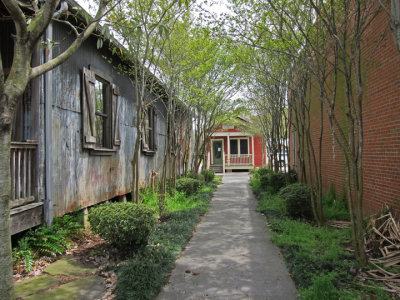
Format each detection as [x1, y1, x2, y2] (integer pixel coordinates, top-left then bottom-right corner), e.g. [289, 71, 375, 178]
[207, 148, 210, 169]
[227, 135, 230, 166]
[251, 135, 255, 167]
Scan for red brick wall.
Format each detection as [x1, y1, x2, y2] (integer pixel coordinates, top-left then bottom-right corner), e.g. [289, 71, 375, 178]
[362, 7, 400, 214]
[254, 136, 266, 168]
[290, 8, 400, 215]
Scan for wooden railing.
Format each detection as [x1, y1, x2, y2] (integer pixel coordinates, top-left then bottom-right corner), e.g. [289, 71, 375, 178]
[227, 154, 253, 165]
[10, 141, 37, 208]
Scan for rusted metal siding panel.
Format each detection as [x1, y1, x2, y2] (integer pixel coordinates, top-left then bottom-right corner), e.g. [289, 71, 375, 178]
[48, 23, 167, 217]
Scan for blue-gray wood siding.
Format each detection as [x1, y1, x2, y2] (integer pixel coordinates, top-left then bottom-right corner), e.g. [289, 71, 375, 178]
[45, 22, 167, 217]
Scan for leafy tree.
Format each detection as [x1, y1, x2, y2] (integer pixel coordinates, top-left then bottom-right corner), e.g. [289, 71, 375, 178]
[262, 0, 381, 264]
[171, 25, 239, 173]
[220, 0, 383, 264]
[106, 0, 186, 206]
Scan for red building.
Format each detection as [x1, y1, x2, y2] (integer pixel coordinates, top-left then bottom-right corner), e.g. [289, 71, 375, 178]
[207, 118, 266, 173]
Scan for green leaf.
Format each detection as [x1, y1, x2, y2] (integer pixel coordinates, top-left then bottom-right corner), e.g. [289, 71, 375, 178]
[97, 38, 103, 49]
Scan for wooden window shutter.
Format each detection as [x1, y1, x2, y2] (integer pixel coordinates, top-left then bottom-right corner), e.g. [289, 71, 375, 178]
[153, 110, 158, 150]
[112, 84, 121, 148]
[82, 67, 96, 149]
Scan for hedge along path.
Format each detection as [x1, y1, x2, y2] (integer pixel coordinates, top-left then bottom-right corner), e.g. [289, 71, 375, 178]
[156, 172, 297, 299]
[115, 184, 215, 299]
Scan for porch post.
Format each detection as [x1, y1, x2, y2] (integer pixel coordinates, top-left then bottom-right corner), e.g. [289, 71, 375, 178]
[251, 135, 255, 167]
[207, 146, 210, 169]
[222, 140, 225, 172]
[227, 134, 230, 166]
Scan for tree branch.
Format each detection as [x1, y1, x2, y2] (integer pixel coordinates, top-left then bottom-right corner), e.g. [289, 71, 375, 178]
[2, 0, 28, 37]
[30, 1, 108, 79]
[377, 0, 391, 16]
[28, 0, 60, 45]
[52, 18, 79, 36]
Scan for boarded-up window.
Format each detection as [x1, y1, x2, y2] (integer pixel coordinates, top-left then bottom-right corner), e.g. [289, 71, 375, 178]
[82, 66, 120, 153]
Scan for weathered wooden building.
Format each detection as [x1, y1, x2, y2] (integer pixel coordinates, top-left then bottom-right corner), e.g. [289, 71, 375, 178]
[1, 3, 169, 234]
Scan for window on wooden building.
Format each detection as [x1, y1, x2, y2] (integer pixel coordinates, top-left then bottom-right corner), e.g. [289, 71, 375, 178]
[230, 138, 249, 155]
[230, 139, 238, 155]
[82, 66, 120, 154]
[142, 105, 158, 155]
[240, 139, 248, 154]
[94, 79, 109, 147]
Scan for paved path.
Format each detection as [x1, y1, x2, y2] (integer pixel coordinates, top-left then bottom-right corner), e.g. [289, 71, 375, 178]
[157, 173, 297, 300]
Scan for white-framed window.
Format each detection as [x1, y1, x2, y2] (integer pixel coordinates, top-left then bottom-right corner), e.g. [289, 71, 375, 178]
[230, 138, 249, 155]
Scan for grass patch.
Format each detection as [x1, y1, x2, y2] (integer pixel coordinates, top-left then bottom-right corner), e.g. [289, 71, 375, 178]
[115, 182, 216, 300]
[322, 187, 350, 221]
[257, 192, 286, 219]
[253, 185, 394, 299]
[141, 179, 219, 215]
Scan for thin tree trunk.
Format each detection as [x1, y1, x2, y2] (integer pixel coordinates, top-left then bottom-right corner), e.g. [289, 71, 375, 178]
[0, 124, 14, 299]
[131, 103, 143, 203]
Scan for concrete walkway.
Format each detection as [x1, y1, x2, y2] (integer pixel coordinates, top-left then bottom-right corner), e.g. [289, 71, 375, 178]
[157, 173, 297, 300]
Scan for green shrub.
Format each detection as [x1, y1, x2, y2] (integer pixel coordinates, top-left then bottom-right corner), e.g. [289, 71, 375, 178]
[279, 183, 313, 220]
[256, 167, 274, 177]
[89, 202, 157, 250]
[201, 169, 215, 183]
[288, 169, 298, 184]
[176, 177, 202, 196]
[250, 174, 263, 195]
[269, 172, 287, 194]
[253, 168, 287, 194]
[116, 185, 216, 300]
[116, 245, 175, 300]
[259, 174, 270, 187]
[185, 170, 204, 182]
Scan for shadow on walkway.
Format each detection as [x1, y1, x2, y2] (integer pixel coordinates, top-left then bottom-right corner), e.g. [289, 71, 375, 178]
[157, 173, 297, 300]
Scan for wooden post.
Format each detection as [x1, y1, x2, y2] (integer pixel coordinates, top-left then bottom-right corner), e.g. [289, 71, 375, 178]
[83, 207, 90, 230]
[227, 134, 230, 167]
[252, 136, 255, 168]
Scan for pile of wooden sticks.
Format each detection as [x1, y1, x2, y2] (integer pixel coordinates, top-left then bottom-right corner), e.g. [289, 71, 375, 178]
[361, 210, 400, 294]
